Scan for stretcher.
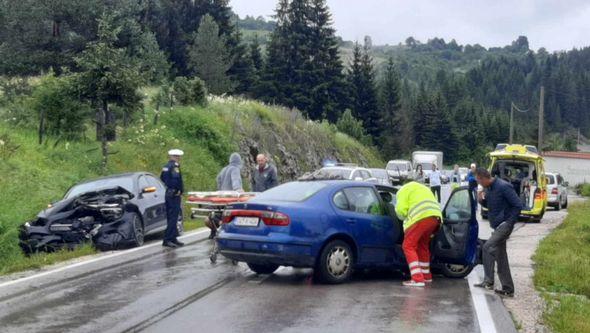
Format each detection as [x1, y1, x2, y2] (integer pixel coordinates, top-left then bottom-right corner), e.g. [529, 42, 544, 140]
[186, 191, 257, 263]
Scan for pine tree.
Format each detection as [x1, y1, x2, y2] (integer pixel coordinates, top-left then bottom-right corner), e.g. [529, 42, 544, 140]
[187, 14, 233, 95]
[348, 41, 380, 138]
[378, 57, 402, 155]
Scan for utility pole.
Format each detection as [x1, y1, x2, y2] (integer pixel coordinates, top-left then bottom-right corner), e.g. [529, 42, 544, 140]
[509, 103, 514, 144]
[538, 86, 545, 150]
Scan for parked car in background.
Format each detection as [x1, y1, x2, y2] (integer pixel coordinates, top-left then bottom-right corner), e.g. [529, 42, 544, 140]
[369, 168, 392, 186]
[546, 172, 568, 210]
[218, 181, 479, 284]
[19, 172, 183, 254]
[316, 165, 377, 183]
[385, 160, 413, 184]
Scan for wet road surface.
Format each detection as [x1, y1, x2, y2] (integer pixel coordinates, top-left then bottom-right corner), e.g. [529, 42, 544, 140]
[0, 185, 487, 333]
[0, 236, 478, 333]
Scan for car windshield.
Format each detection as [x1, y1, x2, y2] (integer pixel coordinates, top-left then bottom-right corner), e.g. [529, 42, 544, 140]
[253, 182, 327, 202]
[547, 175, 555, 185]
[418, 163, 433, 171]
[386, 162, 407, 170]
[319, 168, 352, 179]
[65, 177, 135, 199]
[370, 169, 388, 178]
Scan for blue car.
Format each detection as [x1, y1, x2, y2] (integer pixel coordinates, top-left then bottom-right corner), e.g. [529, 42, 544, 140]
[218, 180, 479, 284]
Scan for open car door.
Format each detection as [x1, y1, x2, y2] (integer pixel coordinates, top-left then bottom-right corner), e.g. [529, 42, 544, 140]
[432, 187, 479, 268]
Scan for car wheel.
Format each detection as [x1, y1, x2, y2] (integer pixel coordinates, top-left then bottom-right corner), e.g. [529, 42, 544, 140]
[441, 263, 473, 278]
[247, 263, 279, 275]
[315, 240, 354, 284]
[555, 199, 561, 211]
[130, 213, 144, 247]
[563, 197, 568, 209]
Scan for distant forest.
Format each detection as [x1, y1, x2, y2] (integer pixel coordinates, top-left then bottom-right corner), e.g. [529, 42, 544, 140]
[1, 0, 588, 164]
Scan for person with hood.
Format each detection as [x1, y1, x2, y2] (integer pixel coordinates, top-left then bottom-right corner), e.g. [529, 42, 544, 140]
[205, 153, 244, 239]
[251, 153, 279, 192]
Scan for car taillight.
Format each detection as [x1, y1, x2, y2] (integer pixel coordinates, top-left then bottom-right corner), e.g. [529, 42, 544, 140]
[551, 188, 558, 195]
[534, 188, 545, 200]
[221, 210, 290, 226]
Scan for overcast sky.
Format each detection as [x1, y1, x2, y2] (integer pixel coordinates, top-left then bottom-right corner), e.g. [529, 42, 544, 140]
[230, 0, 590, 51]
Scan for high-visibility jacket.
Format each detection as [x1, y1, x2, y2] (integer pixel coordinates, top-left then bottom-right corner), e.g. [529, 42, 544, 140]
[395, 181, 443, 231]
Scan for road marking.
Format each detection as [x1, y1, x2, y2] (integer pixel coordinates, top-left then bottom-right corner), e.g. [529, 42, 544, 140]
[0, 229, 209, 289]
[467, 267, 498, 333]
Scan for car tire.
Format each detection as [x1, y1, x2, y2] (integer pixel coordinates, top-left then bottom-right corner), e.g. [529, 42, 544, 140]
[555, 200, 561, 211]
[440, 263, 473, 278]
[247, 263, 279, 275]
[130, 213, 144, 247]
[315, 240, 354, 284]
[563, 198, 568, 209]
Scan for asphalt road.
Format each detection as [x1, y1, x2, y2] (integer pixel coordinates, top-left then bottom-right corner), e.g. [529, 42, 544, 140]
[0, 185, 512, 333]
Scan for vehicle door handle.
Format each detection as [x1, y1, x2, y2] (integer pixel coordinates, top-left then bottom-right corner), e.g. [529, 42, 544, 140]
[346, 218, 356, 224]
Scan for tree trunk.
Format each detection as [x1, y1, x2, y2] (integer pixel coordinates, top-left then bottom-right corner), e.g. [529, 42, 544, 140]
[105, 103, 116, 141]
[100, 100, 109, 173]
[153, 102, 160, 125]
[95, 106, 102, 141]
[38, 109, 46, 145]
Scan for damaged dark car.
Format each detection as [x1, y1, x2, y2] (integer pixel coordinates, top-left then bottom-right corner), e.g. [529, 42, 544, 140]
[19, 172, 183, 254]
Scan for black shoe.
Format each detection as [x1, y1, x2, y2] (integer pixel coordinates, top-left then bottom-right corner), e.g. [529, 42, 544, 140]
[494, 289, 514, 297]
[172, 240, 185, 247]
[208, 229, 217, 239]
[162, 241, 178, 248]
[474, 282, 494, 290]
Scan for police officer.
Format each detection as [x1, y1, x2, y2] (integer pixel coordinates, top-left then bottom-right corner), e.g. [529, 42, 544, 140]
[160, 149, 185, 248]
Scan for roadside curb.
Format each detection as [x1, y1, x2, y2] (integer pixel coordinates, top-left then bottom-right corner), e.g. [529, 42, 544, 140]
[468, 266, 518, 333]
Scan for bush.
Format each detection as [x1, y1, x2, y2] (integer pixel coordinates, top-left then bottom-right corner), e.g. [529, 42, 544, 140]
[31, 73, 91, 141]
[579, 183, 590, 197]
[173, 76, 207, 106]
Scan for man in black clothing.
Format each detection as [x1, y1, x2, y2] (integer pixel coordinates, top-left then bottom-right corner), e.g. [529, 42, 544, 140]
[474, 168, 522, 297]
[160, 149, 185, 248]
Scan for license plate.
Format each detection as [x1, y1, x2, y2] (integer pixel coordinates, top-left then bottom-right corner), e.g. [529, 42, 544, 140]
[234, 217, 259, 227]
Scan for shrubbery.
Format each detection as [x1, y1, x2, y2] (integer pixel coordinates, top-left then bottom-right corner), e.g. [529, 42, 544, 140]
[172, 76, 208, 106]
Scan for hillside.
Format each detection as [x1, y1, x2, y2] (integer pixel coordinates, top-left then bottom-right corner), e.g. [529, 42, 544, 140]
[0, 97, 383, 273]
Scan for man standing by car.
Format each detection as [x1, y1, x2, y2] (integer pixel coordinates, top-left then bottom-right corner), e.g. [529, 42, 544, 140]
[474, 168, 522, 297]
[160, 149, 185, 248]
[467, 163, 478, 203]
[251, 153, 279, 192]
[205, 152, 244, 239]
[395, 181, 443, 287]
[429, 164, 442, 203]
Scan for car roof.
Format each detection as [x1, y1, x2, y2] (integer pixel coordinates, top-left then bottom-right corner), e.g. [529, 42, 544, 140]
[322, 166, 368, 171]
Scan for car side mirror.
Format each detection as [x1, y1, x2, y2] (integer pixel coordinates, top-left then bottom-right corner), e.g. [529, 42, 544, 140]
[142, 186, 157, 194]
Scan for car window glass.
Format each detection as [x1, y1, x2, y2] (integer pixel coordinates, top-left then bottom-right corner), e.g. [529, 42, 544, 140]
[333, 191, 349, 210]
[351, 171, 360, 179]
[546, 175, 555, 185]
[444, 189, 471, 220]
[147, 175, 165, 191]
[343, 187, 382, 216]
[361, 170, 371, 179]
[253, 182, 327, 202]
[138, 176, 150, 191]
[65, 177, 135, 199]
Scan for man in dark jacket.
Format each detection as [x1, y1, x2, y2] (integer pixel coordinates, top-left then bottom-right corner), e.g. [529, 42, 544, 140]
[205, 152, 244, 239]
[160, 149, 185, 248]
[251, 154, 279, 192]
[474, 168, 522, 297]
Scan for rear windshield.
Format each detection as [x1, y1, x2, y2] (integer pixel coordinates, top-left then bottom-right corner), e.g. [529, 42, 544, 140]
[319, 168, 352, 179]
[253, 182, 327, 202]
[370, 169, 388, 178]
[546, 175, 555, 184]
[386, 162, 408, 170]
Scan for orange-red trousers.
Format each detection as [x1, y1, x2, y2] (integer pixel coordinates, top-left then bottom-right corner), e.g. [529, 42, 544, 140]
[402, 216, 440, 282]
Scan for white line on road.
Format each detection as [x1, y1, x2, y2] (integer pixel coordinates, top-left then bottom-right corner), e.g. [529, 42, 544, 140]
[468, 267, 498, 333]
[0, 228, 209, 290]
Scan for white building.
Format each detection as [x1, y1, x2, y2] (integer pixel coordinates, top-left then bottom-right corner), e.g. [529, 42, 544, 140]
[543, 151, 590, 186]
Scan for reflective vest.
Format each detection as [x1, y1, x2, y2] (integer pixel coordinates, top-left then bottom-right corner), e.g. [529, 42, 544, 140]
[395, 181, 443, 231]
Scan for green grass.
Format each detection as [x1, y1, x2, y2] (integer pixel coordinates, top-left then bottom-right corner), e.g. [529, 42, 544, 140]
[0, 96, 383, 275]
[534, 201, 590, 333]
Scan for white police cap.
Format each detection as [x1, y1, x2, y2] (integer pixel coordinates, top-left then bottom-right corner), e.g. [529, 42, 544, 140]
[168, 149, 184, 156]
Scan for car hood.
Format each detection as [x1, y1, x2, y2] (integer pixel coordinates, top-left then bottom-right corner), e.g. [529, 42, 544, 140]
[39, 186, 134, 219]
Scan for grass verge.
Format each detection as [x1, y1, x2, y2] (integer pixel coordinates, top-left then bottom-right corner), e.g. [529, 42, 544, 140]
[533, 200, 590, 333]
